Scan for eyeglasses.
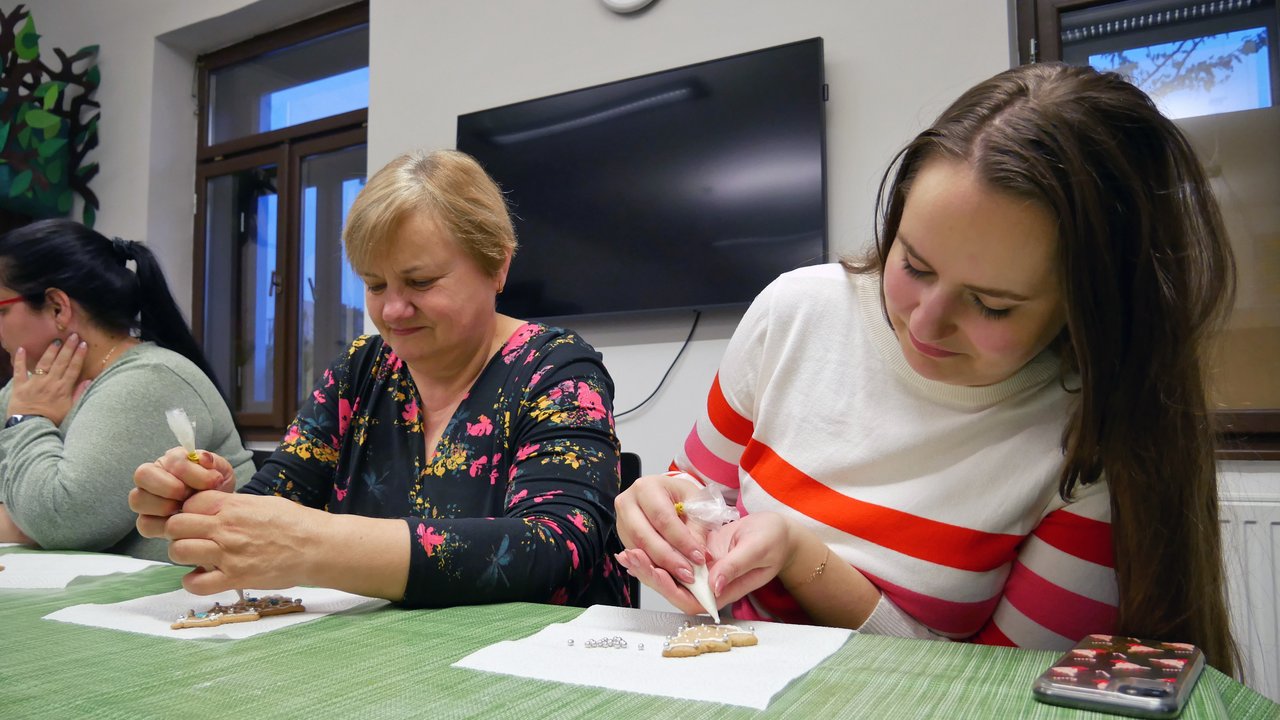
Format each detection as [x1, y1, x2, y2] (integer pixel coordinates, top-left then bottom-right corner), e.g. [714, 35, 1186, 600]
[0, 296, 25, 308]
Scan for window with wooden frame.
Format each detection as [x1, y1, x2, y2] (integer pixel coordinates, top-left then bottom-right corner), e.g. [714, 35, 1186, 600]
[193, 2, 369, 440]
[1016, 0, 1279, 459]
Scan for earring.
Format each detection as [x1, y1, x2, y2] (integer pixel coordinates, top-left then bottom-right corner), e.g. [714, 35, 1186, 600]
[56, 323, 66, 332]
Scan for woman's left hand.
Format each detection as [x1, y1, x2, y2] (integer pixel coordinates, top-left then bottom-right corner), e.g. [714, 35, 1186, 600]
[708, 513, 882, 629]
[6, 336, 90, 426]
[701, 512, 798, 606]
[164, 491, 325, 595]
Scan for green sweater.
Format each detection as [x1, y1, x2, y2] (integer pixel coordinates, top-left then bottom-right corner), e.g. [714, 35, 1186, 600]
[0, 342, 255, 561]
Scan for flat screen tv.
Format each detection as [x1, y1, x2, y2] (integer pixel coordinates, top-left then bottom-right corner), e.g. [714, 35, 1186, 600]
[456, 38, 827, 320]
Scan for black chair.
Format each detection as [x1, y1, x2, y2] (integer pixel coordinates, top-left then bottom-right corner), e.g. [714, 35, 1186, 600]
[619, 451, 642, 606]
[620, 451, 642, 491]
[251, 449, 273, 471]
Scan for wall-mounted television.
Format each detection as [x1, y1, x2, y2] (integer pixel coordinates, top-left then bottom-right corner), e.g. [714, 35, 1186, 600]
[457, 38, 827, 320]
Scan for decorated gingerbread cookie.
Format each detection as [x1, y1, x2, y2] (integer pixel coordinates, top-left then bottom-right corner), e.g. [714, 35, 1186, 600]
[661, 621, 757, 658]
[171, 594, 305, 630]
[710, 624, 759, 647]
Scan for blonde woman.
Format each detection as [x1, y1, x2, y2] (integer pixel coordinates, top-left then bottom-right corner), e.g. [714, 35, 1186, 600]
[132, 150, 627, 609]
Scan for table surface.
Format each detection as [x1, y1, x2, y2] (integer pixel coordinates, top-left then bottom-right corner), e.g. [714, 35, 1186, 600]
[2, 547, 1277, 720]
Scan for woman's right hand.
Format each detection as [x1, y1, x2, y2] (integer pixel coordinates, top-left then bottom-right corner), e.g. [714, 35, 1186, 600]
[6, 336, 90, 426]
[614, 472, 711, 589]
[130, 447, 236, 538]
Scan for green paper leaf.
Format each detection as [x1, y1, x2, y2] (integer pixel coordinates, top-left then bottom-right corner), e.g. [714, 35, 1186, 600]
[23, 108, 60, 130]
[76, 161, 99, 178]
[82, 205, 95, 228]
[0, 121, 9, 151]
[78, 44, 99, 57]
[42, 85, 60, 111]
[86, 65, 101, 89]
[43, 121, 62, 141]
[17, 126, 32, 149]
[46, 159, 64, 184]
[56, 189, 73, 213]
[9, 170, 32, 198]
[35, 81, 63, 98]
[15, 17, 40, 61]
[38, 137, 68, 159]
[32, 181, 53, 204]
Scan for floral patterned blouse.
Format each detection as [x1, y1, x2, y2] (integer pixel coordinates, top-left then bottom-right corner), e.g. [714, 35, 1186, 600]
[242, 324, 629, 608]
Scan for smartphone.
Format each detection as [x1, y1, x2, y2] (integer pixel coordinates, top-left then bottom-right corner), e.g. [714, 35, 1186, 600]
[1031, 634, 1205, 718]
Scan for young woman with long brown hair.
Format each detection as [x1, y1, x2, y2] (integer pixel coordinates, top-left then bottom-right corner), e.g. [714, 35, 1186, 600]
[614, 62, 1239, 674]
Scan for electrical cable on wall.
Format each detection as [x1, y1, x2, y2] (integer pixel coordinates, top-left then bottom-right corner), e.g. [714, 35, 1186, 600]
[615, 310, 701, 419]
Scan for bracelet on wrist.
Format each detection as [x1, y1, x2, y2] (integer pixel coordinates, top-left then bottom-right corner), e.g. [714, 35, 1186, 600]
[783, 540, 834, 586]
[793, 546, 831, 586]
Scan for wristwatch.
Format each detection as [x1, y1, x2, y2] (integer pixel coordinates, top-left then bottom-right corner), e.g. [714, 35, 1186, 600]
[3, 414, 44, 429]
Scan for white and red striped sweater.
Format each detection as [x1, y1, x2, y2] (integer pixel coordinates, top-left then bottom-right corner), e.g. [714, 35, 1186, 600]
[675, 264, 1117, 650]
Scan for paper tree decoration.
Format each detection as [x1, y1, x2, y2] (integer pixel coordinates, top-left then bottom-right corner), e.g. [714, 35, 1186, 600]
[0, 4, 100, 226]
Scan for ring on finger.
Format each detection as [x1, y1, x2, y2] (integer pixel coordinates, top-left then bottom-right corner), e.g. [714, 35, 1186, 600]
[32, 368, 48, 376]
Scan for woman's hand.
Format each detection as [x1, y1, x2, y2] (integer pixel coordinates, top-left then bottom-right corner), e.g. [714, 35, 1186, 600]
[614, 546, 708, 615]
[615, 473, 712, 587]
[6, 336, 90, 426]
[165, 492, 323, 595]
[130, 447, 236, 538]
[614, 512, 797, 614]
[0, 503, 34, 545]
[702, 512, 796, 604]
[707, 513, 882, 629]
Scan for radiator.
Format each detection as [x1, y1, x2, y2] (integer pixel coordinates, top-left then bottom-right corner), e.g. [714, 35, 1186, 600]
[1221, 497, 1280, 702]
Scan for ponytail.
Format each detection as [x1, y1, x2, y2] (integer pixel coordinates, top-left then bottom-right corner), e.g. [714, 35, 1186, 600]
[127, 243, 227, 397]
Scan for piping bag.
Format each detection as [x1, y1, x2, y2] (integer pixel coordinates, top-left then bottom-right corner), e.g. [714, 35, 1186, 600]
[672, 474, 740, 622]
[165, 408, 200, 462]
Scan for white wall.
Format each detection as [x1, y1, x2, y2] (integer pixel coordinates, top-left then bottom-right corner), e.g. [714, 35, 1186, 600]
[366, 0, 1015, 471]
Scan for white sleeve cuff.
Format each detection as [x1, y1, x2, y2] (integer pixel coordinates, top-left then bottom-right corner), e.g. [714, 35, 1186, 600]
[856, 593, 948, 642]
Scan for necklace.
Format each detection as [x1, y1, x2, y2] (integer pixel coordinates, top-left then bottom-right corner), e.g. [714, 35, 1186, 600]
[100, 341, 122, 369]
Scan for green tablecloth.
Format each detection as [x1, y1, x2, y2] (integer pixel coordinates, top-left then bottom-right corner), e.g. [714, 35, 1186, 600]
[2, 548, 1276, 719]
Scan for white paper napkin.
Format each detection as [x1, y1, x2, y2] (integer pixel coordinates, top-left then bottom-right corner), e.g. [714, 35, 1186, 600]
[0, 552, 167, 589]
[453, 605, 852, 710]
[44, 586, 388, 640]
